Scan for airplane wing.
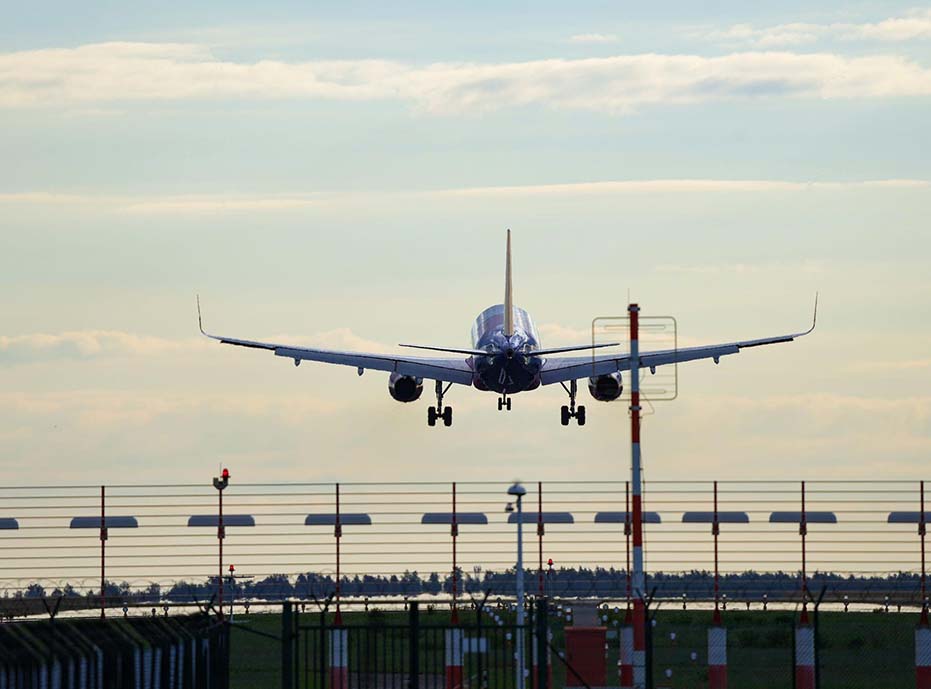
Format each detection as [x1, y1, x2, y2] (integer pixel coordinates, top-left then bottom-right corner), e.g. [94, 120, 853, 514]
[540, 299, 817, 386]
[198, 301, 473, 385]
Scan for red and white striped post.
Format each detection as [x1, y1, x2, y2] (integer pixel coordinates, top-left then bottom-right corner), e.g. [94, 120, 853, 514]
[917, 480, 930, 689]
[446, 482, 464, 689]
[532, 482, 552, 689]
[709, 625, 727, 688]
[795, 481, 816, 689]
[918, 621, 931, 689]
[795, 620, 815, 689]
[329, 627, 348, 689]
[708, 481, 727, 689]
[629, 303, 647, 689]
[330, 482, 348, 689]
[619, 481, 633, 689]
[445, 627, 464, 689]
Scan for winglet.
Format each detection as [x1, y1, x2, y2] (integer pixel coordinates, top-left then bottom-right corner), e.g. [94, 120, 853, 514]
[806, 292, 819, 335]
[196, 295, 207, 336]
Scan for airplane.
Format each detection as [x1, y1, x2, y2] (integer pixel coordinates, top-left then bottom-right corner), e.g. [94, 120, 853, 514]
[198, 230, 817, 427]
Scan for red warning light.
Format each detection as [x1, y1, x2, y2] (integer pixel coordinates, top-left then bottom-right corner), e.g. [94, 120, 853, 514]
[222, 468, 229, 479]
[229, 564, 235, 573]
[547, 558, 554, 567]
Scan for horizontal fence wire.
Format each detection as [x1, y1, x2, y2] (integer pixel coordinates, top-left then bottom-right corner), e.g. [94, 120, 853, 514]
[0, 480, 928, 616]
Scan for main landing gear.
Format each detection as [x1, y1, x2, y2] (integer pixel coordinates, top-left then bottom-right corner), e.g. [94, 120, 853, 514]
[559, 380, 586, 426]
[497, 393, 512, 411]
[428, 381, 453, 427]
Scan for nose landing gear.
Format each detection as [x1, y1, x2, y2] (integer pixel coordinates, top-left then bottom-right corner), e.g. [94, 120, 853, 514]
[428, 381, 453, 427]
[497, 394, 512, 411]
[559, 380, 586, 426]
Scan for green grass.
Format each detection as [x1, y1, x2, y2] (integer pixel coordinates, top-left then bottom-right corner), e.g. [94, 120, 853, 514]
[229, 608, 921, 689]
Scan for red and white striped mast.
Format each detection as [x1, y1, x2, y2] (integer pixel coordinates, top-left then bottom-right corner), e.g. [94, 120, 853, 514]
[629, 303, 647, 688]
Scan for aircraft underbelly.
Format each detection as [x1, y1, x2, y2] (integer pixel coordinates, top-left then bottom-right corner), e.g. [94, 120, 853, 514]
[474, 358, 541, 394]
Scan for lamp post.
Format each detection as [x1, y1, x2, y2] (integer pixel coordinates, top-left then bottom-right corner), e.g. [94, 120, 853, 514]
[508, 482, 527, 689]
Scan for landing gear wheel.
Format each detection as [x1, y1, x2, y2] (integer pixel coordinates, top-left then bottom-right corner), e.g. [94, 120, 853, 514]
[428, 381, 453, 428]
[498, 395, 512, 411]
[559, 380, 586, 426]
[506, 398, 512, 411]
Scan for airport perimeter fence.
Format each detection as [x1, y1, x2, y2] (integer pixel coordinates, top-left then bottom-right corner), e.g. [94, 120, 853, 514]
[219, 596, 924, 689]
[0, 479, 928, 616]
[0, 613, 229, 689]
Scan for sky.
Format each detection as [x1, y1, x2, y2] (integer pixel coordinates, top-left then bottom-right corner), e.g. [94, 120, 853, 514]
[1, 1, 929, 487]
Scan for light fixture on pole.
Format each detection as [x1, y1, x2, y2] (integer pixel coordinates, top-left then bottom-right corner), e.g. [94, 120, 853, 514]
[507, 481, 527, 689]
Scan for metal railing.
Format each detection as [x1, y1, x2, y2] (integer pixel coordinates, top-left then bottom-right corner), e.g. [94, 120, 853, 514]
[0, 479, 927, 616]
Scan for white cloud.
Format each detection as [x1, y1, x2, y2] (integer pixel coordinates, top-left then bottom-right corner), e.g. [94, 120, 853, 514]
[0, 328, 392, 365]
[850, 358, 931, 372]
[122, 195, 321, 214]
[2, 42, 931, 114]
[702, 9, 931, 47]
[0, 331, 201, 363]
[848, 9, 931, 41]
[655, 259, 828, 275]
[1, 179, 928, 215]
[568, 33, 618, 44]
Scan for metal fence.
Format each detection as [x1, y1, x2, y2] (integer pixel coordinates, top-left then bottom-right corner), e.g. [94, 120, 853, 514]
[220, 597, 924, 689]
[278, 600, 551, 689]
[0, 479, 927, 615]
[0, 613, 229, 689]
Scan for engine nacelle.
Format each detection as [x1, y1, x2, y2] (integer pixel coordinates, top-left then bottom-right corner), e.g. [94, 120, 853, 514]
[588, 372, 623, 402]
[388, 373, 424, 403]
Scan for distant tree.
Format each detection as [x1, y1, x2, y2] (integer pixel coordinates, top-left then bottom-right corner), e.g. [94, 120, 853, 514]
[23, 583, 45, 598]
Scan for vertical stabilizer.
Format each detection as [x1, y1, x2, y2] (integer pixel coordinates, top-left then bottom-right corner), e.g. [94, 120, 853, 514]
[504, 229, 513, 336]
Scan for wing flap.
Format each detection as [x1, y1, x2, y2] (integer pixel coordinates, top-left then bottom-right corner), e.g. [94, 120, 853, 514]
[198, 300, 473, 385]
[540, 302, 815, 387]
[274, 346, 474, 384]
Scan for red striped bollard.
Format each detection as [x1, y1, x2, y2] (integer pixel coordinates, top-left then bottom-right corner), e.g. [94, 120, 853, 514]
[619, 617, 634, 689]
[795, 609, 815, 689]
[708, 624, 727, 688]
[329, 628, 348, 689]
[445, 628, 464, 689]
[918, 608, 931, 689]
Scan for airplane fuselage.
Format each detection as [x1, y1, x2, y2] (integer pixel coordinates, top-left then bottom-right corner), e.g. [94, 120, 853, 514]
[470, 304, 543, 394]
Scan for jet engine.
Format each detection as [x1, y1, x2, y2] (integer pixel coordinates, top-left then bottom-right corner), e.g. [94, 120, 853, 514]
[388, 373, 424, 403]
[588, 372, 623, 402]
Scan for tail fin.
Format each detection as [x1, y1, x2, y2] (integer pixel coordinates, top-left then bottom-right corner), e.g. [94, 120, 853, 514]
[504, 229, 513, 336]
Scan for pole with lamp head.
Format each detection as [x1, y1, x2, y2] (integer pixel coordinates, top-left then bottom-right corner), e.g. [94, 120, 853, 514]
[507, 482, 527, 689]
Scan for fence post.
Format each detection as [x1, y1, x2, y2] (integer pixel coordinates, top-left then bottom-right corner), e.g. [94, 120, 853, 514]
[535, 598, 549, 689]
[281, 602, 292, 689]
[409, 601, 420, 689]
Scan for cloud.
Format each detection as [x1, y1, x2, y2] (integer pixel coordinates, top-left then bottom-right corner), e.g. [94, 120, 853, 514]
[536, 323, 593, 346]
[850, 358, 931, 372]
[568, 33, 618, 44]
[2, 42, 931, 114]
[0, 328, 392, 365]
[701, 9, 931, 47]
[655, 259, 828, 275]
[1, 179, 928, 215]
[122, 195, 321, 214]
[0, 331, 200, 364]
[846, 9, 931, 41]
